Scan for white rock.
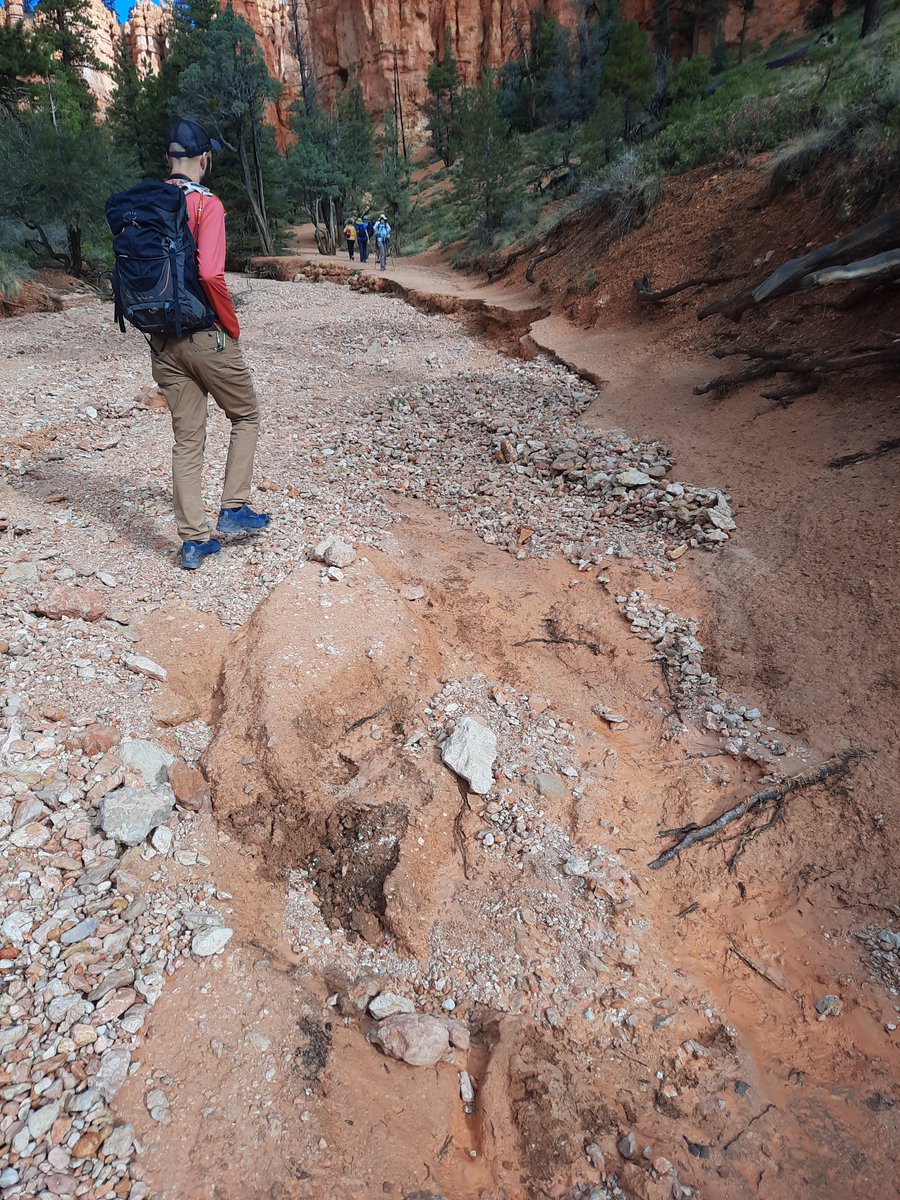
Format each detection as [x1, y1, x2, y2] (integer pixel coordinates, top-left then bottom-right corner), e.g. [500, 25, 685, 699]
[368, 992, 416, 1019]
[459, 1070, 476, 1104]
[2, 911, 34, 943]
[119, 738, 174, 786]
[616, 468, 652, 487]
[441, 716, 497, 795]
[121, 653, 168, 682]
[99, 785, 175, 845]
[27, 1099, 61, 1139]
[313, 534, 356, 568]
[2, 561, 39, 586]
[151, 825, 173, 854]
[191, 926, 233, 957]
[95, 1048, 131, 1100]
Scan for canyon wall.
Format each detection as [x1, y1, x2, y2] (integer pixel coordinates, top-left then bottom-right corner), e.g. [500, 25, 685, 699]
[1, 0, 812, 128]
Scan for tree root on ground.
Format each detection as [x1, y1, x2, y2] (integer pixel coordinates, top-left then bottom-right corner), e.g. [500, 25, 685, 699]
[695, 338, 900, 401]
[649, 750, 864, 871]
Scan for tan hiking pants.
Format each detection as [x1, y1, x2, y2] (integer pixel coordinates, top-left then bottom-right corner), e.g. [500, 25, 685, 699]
[150, 329, 260, 543]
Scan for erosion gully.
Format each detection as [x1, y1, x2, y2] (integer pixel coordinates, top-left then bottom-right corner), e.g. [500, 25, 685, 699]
[1, 257, 897, 1200]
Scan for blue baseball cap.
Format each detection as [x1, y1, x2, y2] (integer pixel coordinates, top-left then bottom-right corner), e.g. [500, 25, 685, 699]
[165, 118, 222, 157]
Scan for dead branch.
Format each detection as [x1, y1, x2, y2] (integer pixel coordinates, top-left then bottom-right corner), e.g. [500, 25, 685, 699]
[759, 379, 820, 405]
[828, 436, 900, 469]
[648, 750, 862, 870]
[515, 615, 604, 656]
[728, 944, 790, 994]
[634, 272, 743, 303]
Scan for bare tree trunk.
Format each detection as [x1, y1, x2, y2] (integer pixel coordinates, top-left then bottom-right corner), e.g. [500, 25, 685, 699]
[738, 3, 751, 64]
[287, 0, 316, 116]
[249, 118, 272, 253]
[67, 226, 82, 276]
[237, 125, 273, 255]
[861, 0, 881, 37]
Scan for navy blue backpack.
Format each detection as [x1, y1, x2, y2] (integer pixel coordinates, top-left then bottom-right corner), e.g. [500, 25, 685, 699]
[105, 179, 216, 337]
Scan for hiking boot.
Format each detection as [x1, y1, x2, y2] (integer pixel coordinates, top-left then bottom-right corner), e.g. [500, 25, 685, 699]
[216, 504, 271, 535]
[181, 538, 221, 570]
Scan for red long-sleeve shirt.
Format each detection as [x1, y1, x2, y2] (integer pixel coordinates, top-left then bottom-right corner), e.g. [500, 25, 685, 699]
[167, 178, 241, 340]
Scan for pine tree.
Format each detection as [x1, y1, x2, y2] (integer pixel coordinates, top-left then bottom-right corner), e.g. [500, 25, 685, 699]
[861, 0, 881, 37]
[0, 23, 50, 115]
[424, 34, 461, 166]
[337, 79, 375, 210]
[455, 72, 523, 243]
[33, 0, 101, 118]
[579, 91, 624, 172]
[377, 109, 410, 249]
[602, 19, 656, 137]
[177, 4, 281, 254]
[107, 33, 157, 177]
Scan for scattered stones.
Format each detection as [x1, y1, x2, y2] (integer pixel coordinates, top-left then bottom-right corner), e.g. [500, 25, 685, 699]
[370, 1014, 451, 1067]
[440, 716, 498, 795]
[99, 784, 176, 845]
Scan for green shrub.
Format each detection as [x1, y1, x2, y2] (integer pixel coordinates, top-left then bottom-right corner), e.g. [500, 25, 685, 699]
[579, 151, 662, 236]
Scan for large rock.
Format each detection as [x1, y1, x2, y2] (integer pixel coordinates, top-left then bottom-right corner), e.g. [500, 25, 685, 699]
[441, 716, 497, 795]
[99, 785, 175, 845]
[119, 738, 174, 786]
[32, 586, 107, 622]
[370, 1014, 450, 1067]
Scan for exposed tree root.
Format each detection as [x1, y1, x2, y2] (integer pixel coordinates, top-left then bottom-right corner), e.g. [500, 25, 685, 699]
[695, 339, 900, 400]
[634, 272, 743, 303]
[649, 750, 863, 870]
[828, 436, 900, 469]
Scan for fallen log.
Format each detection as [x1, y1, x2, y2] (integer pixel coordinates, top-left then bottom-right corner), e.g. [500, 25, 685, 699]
[648, 751, 862, 870]
[699, 208, 900, 320]
[799, 247, 900, 290]
[634, 272, 743, 302]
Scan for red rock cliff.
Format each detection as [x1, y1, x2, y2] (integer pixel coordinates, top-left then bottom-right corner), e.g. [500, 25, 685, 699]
[3, 0, 811, 129]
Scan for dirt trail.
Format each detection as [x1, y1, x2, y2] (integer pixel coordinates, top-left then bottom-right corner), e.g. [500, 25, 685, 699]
[1, 250, 898, 1200]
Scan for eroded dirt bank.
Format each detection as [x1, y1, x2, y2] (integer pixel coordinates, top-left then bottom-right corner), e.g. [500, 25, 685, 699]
[0, 266, 897, 1200]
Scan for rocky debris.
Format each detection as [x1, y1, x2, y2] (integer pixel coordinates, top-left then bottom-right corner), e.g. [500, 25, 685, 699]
[121, 653, 168, 682]
[369, 1013, 452, 1066]
[99, 784, 176, 844]
[2, 560, 40, 586]
[118, 737, 174, 786]
[368, 991, 416, 1018]
[313, 534, 357, 569]
[615, 589, 791, 764]
[440, 715, 498, 794]
[31, 586, 108, 622]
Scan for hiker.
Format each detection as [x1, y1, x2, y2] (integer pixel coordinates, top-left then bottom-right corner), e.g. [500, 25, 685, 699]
[374, 213, 392, 271]
[343, 218, 356, 260]
[106, 118, 269, 570]
[355, 216, 369, 263]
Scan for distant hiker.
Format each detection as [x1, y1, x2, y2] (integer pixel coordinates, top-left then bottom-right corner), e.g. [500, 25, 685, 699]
[374, 214, 392, 271]
[106, 118, 269, 570]
[343, 219, 356, 260]
[355, 217, 369, 263]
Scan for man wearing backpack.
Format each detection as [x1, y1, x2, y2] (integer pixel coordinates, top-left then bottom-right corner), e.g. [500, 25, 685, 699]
[107, 118, 269, 570]
[355, 216, 369, 263]
[374, 213, 392, 271]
